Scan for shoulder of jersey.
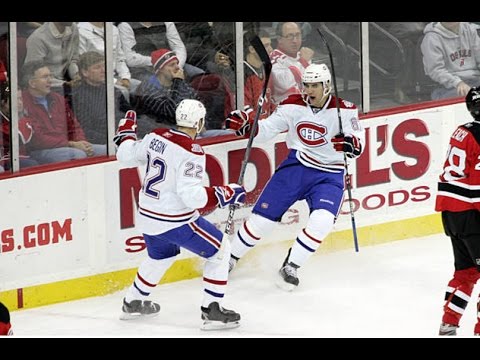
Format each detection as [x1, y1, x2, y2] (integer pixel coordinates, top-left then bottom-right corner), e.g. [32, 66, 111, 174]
[270, 49, 286, 64]
[280, 94, 307, 106]
[152, 128, 205, 155]
[279, 94, 357, 110]
[463, 121, 480, 129]
[327, 96, 357, 110]
[462, 121, 480, 141]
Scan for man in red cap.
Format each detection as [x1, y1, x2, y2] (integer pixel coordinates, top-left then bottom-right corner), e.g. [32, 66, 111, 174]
[151, 49, 178, 72]
[0, 302, 13, 336]
[131, 48, 198, 134]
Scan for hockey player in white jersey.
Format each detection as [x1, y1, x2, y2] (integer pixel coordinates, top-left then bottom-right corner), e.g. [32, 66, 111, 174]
[114, 99, 246, 330]
[225, 63, 365, 291]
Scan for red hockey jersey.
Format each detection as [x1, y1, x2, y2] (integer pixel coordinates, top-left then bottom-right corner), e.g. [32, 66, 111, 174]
[435, 121, 480, 212]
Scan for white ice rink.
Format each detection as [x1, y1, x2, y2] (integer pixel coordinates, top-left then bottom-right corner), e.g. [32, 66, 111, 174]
[8, 233, 480, 337]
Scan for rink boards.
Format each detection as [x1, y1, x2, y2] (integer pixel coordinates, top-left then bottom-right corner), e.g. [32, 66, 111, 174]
[0, 99, 464, 310]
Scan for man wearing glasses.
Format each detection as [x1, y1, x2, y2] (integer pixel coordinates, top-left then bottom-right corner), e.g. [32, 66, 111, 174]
[270, 22, 314, 104]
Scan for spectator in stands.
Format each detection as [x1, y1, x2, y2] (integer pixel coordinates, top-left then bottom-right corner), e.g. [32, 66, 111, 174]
[270, 22, 314, 104]
[0, 59, 6, 82]
[0, 22, 9, 77]
[71, 51, 130, 145]
[19, 22, 43, 37]
[202, 48, 235, 119]
[132, 48, 197, 136]
[207, 50, 234, 84]
[78, 22, 140, 99]
[16, 22, 43, 67]
[197, 23, 241, 128]
[24, 22, 80, 97]
[173, 22, 217, 71]
[385, 22, 427, 104]
[116, 22, 203, 82]
[421, 22, 480, 100]
[0, 83, 38, 170]
[244, 30, 275, 119]
[21, 61, 106, 164]
[0, 22, 42, 75]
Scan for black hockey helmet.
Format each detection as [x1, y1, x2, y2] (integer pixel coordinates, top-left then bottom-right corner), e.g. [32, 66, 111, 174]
[466, 86, 480, 120]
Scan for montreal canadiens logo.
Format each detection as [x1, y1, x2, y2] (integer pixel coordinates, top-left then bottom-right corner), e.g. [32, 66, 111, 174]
[296, 122, 327, 146]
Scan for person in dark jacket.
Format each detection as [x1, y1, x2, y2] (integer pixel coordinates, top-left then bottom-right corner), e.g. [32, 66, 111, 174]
[132, 49, 197, 136]
[72, 51, 130, 144]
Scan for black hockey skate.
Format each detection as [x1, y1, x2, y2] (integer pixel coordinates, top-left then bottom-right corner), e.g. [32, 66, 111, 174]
[438, 322, 458, 336]
[276, 249, 300, 292]
[200, 302, 240, 330]
[119, 298, 160, 320]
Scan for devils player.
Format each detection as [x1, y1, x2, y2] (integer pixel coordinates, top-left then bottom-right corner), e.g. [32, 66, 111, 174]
[114, 100, 246, 330]
[435, 87, 480, 336]
[0, 302, 13, 336]
[225, 63, 365, 291]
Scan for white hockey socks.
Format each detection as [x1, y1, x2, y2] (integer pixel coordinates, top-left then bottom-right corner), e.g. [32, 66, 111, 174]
[289, 209, 334, 267]
[202, 237, 231, 308]
[230, 214, 275, 259]
[125, 255, 175, 303]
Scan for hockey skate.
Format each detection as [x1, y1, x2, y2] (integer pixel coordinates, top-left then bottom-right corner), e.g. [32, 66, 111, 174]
[276, 250, 299, 291]
[228, 255, 239, 273]
[438, 322, 458, 336]
[200, 302, 240, 330]
[119, 298, 160, 320]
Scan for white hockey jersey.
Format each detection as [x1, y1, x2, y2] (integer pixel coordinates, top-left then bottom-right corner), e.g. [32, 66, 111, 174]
[270, 49, 310, 104]
[255, 94, 364, 173]
[116, 128, 211, 235]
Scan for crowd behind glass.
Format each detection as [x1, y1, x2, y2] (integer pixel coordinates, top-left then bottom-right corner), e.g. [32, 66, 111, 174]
[1, 22, 478, 174]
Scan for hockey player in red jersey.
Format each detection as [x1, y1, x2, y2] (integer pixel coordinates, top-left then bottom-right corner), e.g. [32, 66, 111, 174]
[0, 301, 13, 336]
[435, 86, 480, 336]
[114, 100, 246, 330]
[225, 63, 365, 291]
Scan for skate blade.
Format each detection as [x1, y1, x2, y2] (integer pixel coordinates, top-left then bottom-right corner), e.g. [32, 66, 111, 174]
[119, 312, 160, 321]
[200, 320, 240, 331]
[275, 275, 297, 292]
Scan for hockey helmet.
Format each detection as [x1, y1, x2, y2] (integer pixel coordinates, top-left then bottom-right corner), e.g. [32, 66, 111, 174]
[302, 63, 331, 96]
[175, 99, 206, 134]
[466, 86, 480, 120]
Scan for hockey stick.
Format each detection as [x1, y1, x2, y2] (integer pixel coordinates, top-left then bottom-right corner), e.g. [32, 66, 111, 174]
[224, 35, 272, 235]
[316, 28, 359, 252]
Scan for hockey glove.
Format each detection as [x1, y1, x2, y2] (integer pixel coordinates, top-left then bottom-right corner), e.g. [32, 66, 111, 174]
[214, 183, 246, 208]
[225, 106, 254, 137]
[332, 133, 362, 159]
[18, 119, 33, 144]
[113, 110, 137, 147]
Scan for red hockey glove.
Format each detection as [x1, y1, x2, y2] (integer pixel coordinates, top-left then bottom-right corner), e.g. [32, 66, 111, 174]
[225, 106, 254, 137]
[214, 183, 246, 208]
[113, 110, 137, 147]
[332, 133, 361, 159]
[18, 119, 33, 144]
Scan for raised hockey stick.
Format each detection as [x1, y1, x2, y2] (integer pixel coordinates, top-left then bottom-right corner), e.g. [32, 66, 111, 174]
[316, 28, 359, 252]
[224, 35, 272, 235]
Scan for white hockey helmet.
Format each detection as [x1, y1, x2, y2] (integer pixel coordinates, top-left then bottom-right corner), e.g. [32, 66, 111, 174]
[175, 99, 206, 134]
[302, 63, 332, 96]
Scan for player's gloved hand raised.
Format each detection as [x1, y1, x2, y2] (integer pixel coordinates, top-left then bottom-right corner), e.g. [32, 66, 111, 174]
[332, 133, 362, 159]
[214, 183, 246, 208]
[225, 106, 254, 137]
[113, 110, 137, 147]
